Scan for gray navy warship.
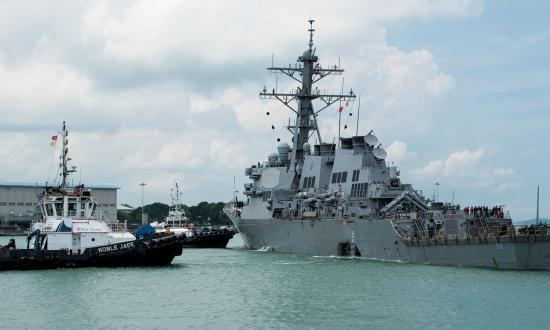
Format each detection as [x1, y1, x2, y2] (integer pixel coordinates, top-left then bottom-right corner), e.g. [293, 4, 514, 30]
[224, 21, 550, 270]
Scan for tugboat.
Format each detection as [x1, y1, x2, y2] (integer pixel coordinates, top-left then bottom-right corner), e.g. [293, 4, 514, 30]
[151, 183, 236, 248]
[0, 122, 184, 270]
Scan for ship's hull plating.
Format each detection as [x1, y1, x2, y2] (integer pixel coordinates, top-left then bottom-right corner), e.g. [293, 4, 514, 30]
[0, 235, 184, 271]
[230, 216, 550, 270]
[183, 231, 235, 248]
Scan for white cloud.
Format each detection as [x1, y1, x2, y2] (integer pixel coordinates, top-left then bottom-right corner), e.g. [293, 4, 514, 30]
[476, 168, 521, 192]
[0, 62, 91, 106]
[0, 132, 47, 179]
[386, 140, 409, 163]
[442, 149, 484, 176]
[221, 88, 264, 131]
[427, 72, 456, 95]
[411, 149, 521, 192]
[344, 45, 457, 139]
[0, 0, 487, 207]
[412, 148, 483, 178]
[189, 95, 222, 114]
[413, 160, 444, 178]
[209, 139, 248, 169]
[76, 1, 484, 65]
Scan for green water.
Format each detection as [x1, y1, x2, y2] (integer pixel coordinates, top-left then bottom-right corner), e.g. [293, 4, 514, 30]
[1, 235, 548, 329]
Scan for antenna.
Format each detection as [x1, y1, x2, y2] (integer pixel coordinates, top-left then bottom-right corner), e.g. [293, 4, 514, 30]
[59, 121, 77, 189]
[140, 182, 146, 225]
[434, 182, 441, 202]
[259, 20, 356, 177]
[233, 176, 237, 202]
[536, 185, 540, 225]
[170, 187, 174, 207]
[338, 77, 344, 148]
[308, 19, 315, 51]
[175, 182, 180, 213]
[355, 95, 361, 136]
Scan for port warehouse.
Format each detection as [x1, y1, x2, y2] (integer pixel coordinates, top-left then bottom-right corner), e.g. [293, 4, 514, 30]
[0, 182, 118, 228]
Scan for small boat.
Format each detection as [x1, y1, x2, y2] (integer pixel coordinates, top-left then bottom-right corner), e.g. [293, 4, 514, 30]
[179, 225, 236, 248]
[0, 122, 184, 271]
[151, 183, 236, 248]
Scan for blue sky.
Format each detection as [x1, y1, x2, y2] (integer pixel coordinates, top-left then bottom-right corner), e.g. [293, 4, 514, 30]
[382, 1, 550, 218]
[0, 0, 547, 220]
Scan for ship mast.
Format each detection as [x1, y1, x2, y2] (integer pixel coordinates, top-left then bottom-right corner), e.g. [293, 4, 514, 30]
[174, 182, 181, 214]
[59, 121, 76, 189]
[536, 185, 540, 225]
[260, 20, 355, 175]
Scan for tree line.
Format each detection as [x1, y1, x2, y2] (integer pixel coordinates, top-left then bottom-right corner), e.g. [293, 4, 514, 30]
[117, 201, 231, 226]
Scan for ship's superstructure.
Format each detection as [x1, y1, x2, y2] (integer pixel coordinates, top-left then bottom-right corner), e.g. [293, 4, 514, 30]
[151, 182, 193, 237]
[224, 21, 550, 270]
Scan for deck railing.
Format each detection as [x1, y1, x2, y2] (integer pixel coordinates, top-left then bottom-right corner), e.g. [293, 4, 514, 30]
[224, 202, 243, 218]
[401, 224, 550, 243]
[514, 224, 550, 236]
[107, 222, 127, 232]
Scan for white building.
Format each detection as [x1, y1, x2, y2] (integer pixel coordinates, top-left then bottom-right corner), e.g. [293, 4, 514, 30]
[0, 182, 119, 225]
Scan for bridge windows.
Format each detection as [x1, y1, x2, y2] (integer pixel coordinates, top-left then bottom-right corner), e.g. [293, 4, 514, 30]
[68, 203, 77, 217]
[352, 170, 360, 182]
[89, 203, 96, 217]
[351, 183, 368, 198]
[54, 203, 63, 217]
[331, 171, 348, 184]
[303, 176, 316, 189]
[45, 203, 54, 217]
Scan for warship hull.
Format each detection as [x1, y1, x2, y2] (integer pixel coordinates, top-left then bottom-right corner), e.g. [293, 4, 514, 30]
[227, 22, 549, 271]
[230, 216, 550, 270]
[0, 235, 184, 271]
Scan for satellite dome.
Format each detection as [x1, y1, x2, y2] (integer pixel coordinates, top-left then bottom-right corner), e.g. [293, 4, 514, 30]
[277, 142, 290, 153]
[277, 143, 290, 163]
[303, 143, 311, 154]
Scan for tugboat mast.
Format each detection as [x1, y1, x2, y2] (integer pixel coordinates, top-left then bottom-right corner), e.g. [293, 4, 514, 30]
[172, 182, 182, 213]
[260, 20, 356, 175]
[59, 121, 76, 189]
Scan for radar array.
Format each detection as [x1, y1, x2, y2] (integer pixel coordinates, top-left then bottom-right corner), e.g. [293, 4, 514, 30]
[260, 20, 356, 171]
